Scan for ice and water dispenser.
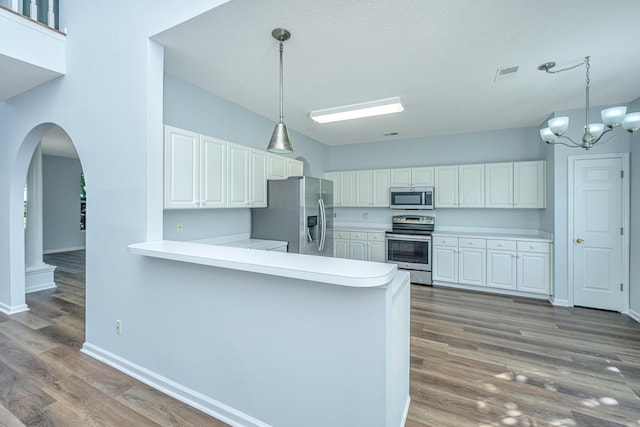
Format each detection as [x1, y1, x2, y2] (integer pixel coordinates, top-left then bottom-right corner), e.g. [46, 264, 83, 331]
[306, 215, 318, 242]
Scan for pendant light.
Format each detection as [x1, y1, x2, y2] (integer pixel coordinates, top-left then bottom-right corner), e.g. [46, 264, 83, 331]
[267, 28, 293, 153]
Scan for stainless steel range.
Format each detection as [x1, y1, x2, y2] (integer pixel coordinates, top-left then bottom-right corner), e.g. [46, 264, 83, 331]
[385, 215, 434, 285]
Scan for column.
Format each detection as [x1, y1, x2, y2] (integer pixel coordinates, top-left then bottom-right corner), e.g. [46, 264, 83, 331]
[25, 145, 56, 293]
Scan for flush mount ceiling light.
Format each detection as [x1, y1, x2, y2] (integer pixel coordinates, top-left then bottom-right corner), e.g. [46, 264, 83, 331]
[309, 97, 405, 124]
[267, 28, 293, 153]
[538, 56, 640, 150]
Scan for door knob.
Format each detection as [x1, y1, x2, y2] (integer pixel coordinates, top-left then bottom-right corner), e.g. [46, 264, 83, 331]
[576, 238, 584, 244]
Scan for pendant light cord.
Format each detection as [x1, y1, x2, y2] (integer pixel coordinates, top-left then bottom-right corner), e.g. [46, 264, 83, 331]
[279, 40, 284, 122]
[584, 56, 590, 132]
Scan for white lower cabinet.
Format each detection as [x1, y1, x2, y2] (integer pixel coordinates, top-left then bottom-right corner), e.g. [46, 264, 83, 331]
[349, 236, 368, 261]
[516, 241, 550, 294]
[486, 240, 517, 290]
[432, 237, 458, 283]
[458, 238, 486, 286]
[434, 234, 551, 296]
[334, 230, 386, 262]
[433, 237, 486, 286]
[333, 231, 350, 259]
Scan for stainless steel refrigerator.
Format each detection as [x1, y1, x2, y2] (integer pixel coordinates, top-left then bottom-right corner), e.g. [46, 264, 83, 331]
[251, 176, 334, 257]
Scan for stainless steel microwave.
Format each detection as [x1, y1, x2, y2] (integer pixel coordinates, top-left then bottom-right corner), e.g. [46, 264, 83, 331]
[389, 187, 434, 210]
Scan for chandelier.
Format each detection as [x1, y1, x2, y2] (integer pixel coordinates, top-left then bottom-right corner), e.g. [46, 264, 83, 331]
[538, 56, 640, 150]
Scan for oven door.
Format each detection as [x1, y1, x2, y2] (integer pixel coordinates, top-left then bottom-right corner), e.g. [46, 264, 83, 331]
[385, 233, 431, 271]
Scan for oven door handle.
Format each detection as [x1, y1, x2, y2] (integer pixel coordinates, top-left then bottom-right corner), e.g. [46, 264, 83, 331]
[386, 233, 431, 242]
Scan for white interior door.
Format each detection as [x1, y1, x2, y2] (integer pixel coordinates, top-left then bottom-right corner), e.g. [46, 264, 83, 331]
[572, 157, 624, 311]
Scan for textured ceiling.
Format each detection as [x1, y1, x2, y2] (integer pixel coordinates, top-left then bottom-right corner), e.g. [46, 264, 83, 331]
[155, 0, 640, 146]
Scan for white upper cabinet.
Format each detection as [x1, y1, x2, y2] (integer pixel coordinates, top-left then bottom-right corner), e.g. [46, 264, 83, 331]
[458, 164, 485, 208]
[164, 126, 228, 210]
[514, 161, 545, 208]
[228, 145, 267, 208]
[372, 169, 391, 207]
[287, 158, 304, 177]
[356, 170, 373, 206]
[200, 135, 227, 208]
[268, 154, 303, 179]
[390, 167, 433, 187]
[250, 149, 267, 207]
[390, 168, 412, 187]
[267, 153, 287, 180]
[412, 167, 434, 186]
[339, 171, 357, 207]
[164, 126, 200, 209]
[227, 143, 250, 208]
[434, 166, 459, 208]
[485, 163, 514, 208]
[321, 161, 544, 210]
[323, 172, 341, 206]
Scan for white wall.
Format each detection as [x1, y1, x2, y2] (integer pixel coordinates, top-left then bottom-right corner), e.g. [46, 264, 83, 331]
[42, 154, 86, 252]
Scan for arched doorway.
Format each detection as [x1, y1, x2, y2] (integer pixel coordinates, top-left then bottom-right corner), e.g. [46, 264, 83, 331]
[25, 125, 86, 293]
[4, 123, 86, 318]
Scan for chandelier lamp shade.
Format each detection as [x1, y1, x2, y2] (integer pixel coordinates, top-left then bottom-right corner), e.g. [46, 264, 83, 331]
[267, 28, 293, 153]
[538, 56, 640, 150]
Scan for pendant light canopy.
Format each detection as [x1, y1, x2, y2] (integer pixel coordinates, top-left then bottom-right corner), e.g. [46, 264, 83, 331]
[267, 28, 293, 153]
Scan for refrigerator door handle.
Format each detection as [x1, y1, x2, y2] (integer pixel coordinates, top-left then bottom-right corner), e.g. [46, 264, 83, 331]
[318, 198, 326, 252]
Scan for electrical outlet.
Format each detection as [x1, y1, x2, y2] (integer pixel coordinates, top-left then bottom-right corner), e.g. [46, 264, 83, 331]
[363, 212, 369, 219]
[176, 222, 183, 232]
[116, 319, 122, 335]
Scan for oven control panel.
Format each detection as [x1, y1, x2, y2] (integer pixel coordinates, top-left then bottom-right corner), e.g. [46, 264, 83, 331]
[392, 215, 435, 225]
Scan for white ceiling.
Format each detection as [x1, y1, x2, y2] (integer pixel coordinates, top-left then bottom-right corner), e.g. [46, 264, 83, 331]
[0, 54, 63, 101]
[41, 125, 78, 158]
[153, 0, 640, 146]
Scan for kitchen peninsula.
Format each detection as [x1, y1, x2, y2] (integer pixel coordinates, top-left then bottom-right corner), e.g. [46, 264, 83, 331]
[126, 240, 410, 427]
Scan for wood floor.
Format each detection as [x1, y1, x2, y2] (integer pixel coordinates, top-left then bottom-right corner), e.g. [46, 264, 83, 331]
[0, 251, 227, 427]
[407, 285, 640, 427]
[1, 251, 639, 426]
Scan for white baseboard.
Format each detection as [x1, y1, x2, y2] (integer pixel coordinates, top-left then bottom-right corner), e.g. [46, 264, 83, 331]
[0, 302, 29, 315]
[81, 343, 269, 427]
[400, 396, 411, 427]
[43, 246, 86, 254]
[551, 297, 570, 307]
[26, 282, 57, 294]
[628, 308, 640, 323]
[25, 264, 57, 293]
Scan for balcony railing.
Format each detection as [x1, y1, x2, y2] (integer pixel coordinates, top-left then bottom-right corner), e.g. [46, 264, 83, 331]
[0, 0, 59, 30]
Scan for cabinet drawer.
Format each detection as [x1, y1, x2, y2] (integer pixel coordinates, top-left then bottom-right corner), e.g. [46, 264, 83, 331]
[433, 236, 458, 247]
[487, 239, 517, 251]
[334, 230, 350, 239]
[349, 231, 368, 240]
[367, 232, 385, 242]
[458, 238, 486, 249]
[517, 241, 549, 253]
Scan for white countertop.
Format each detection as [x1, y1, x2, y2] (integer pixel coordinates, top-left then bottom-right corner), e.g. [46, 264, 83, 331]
[192, 235, 288, 250]
[128, 240, 397, 288]
[333, 223, 391, 233]
[432, 230, 552, 242]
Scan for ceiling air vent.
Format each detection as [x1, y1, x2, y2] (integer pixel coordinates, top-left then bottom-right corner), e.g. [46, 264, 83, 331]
[494, 65, 519, 82]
